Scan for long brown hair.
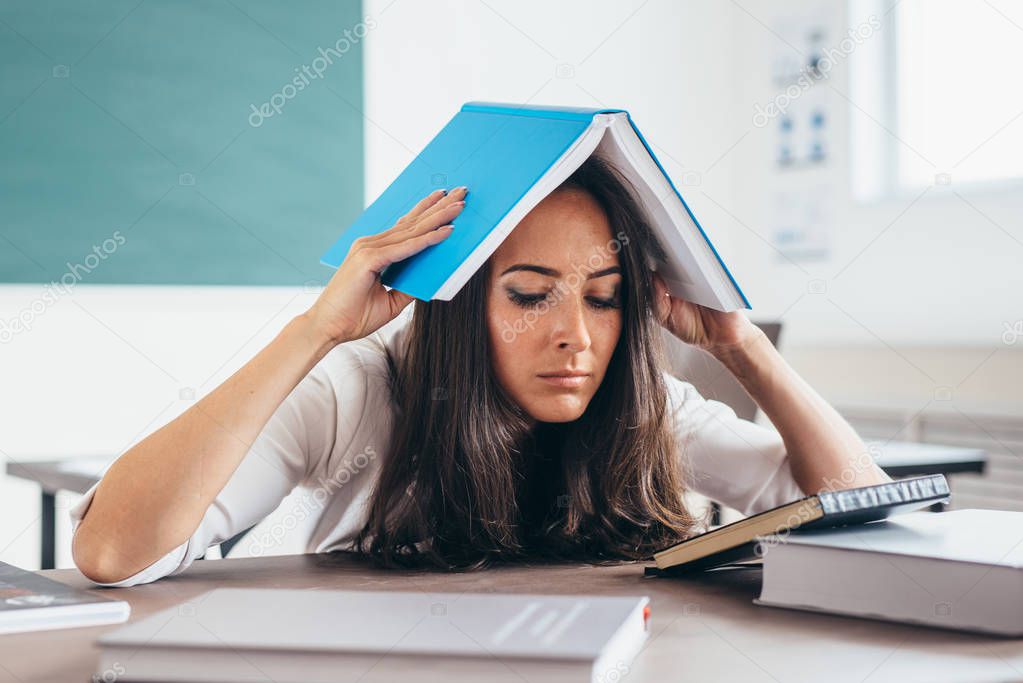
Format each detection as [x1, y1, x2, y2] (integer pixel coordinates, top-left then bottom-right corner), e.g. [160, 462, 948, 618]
[355, 154, 698, 569]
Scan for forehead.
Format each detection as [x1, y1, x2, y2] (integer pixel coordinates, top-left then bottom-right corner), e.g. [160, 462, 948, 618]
[491, 189, 617, 272]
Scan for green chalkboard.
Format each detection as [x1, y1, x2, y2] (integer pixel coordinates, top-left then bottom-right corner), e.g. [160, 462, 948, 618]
[0, 0, 364, 285]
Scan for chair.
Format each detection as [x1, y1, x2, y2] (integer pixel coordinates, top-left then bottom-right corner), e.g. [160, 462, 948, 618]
[660, 321, 783, 525]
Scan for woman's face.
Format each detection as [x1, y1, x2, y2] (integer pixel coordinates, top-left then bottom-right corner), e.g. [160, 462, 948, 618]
[486, 188, 624, 425]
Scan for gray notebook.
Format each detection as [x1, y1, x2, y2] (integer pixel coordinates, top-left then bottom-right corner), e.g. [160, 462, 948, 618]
[756, 509, 1023, 635]
[0, 560, 129, 635]
[97, 588, 650, 683]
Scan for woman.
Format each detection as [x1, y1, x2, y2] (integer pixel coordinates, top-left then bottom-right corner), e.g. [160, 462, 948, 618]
[71, 156, 889, 586]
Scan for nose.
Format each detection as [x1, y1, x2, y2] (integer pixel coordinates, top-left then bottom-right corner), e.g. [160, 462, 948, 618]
[550, 291, 592, 353]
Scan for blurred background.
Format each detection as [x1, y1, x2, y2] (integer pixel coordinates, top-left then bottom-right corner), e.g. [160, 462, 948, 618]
[1, 0, 1020, 570]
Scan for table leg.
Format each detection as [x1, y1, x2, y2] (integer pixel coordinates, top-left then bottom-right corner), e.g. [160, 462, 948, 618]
[41, 491, 56, 570]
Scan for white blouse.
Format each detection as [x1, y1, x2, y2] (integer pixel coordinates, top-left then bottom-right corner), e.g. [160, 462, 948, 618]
[69, 312, 805, 587]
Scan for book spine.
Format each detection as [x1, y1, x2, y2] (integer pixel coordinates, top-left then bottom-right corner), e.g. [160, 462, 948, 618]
[460, 101, 624, 122]
[817, 475, 950, 515]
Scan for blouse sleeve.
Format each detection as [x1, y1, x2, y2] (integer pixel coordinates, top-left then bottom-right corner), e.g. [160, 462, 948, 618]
[69, 343, 377, 587]
[664, 372, 806, 516]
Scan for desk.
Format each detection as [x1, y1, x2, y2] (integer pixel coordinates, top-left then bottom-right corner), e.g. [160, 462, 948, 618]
[0, 553, 1020, 682]
[6, 441, 988, 570]
[4, 457, 110, 571]
[867, 440, 988, 477]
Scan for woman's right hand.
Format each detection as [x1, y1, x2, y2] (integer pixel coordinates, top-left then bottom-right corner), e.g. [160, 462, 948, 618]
[306, 186, 467, 345]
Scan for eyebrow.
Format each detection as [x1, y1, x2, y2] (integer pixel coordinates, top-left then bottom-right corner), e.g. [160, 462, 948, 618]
[499, 264, 621, 279]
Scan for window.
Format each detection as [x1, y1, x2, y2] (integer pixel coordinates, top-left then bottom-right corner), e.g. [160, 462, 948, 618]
[849, 0, 1023, 198]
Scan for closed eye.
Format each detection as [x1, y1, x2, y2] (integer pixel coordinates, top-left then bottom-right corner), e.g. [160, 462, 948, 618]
[507, 290, 620, 310]
[587, 296, 620, 310]
[507, 291, 547, 307]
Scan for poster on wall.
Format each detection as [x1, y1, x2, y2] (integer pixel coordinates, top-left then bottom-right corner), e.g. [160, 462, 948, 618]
[765, 8, 835, 262]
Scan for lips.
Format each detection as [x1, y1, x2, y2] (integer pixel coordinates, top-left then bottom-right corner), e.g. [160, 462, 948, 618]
[536, 370, 591, 388]
[537, 371, 591, 378]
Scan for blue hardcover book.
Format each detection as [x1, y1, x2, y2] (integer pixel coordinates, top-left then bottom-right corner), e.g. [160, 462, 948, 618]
[321, 102, 750, 311]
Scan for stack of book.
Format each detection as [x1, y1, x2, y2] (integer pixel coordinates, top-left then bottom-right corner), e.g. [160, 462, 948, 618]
[648, 474, 1023, 635]
[754, 508, 1023, 635]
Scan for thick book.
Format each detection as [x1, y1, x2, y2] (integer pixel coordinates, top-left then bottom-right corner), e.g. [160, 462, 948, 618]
[648, 474, 950, 575]
[96, 587, 651, 683]
[0, 560, 129, 635]
[755, 509, 1023, 636]
[321, 102, 750, 311]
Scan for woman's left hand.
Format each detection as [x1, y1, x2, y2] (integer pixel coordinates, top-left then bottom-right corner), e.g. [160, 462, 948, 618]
[651, 272, 759, 355]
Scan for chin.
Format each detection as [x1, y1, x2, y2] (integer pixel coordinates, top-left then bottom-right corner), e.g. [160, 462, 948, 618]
[526, 397, 590, 423]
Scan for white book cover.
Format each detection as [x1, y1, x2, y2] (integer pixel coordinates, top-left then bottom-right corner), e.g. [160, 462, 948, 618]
[98, 587, 650, 683]
[756, 509, 1023, 635]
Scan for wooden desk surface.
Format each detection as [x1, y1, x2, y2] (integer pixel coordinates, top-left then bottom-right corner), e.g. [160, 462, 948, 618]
[0, 553, 1020, 683]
